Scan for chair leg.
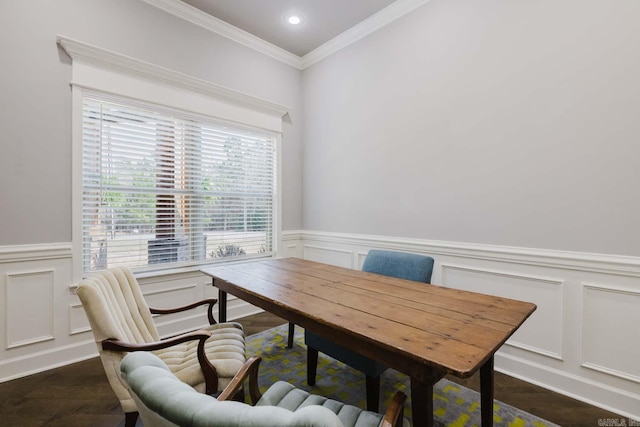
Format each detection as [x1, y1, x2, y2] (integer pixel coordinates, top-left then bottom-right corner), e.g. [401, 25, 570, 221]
[287, 322, 295, 348]
[307, 346, 319, 386]
[124, 411, 139, 427]
[365, 375, 380, 412]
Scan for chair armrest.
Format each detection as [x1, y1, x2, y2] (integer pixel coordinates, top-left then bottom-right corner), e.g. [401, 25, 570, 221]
[102, 330, 220, 394]
[217, 356, 262, 404]
[381, 391, 406, 427]
[102, 330, 212, 352]
[150, 298, 218, 325]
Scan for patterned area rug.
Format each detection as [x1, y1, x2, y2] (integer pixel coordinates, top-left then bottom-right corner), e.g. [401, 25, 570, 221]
[248, 324, 559, 427]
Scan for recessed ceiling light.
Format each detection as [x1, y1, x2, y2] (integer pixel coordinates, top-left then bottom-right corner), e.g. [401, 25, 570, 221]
[288, 15, 301, 25]
[284, 12, 304, 26]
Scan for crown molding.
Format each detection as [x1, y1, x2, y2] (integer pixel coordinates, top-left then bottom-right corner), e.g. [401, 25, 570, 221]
[140, 0, 302, 69]
[142, 0, 432, 70]
[57, 35, 291, 117]
[301, 0, 432, 68]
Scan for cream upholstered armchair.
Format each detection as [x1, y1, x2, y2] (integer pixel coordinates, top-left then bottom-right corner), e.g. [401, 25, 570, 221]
[77, 267, 246, 427]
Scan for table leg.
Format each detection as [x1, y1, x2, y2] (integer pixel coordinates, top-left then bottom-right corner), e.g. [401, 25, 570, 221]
[365, 374, 380, 412]
[307, 347, 318, 386]
[480, 356, 494, 427]
[287, 322, 295, 348]
[214, 280, 227, 323]
[410, 377, 434, 427]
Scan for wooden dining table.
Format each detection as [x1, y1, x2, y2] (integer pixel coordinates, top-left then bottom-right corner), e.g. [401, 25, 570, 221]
[201, 257, 536, 427]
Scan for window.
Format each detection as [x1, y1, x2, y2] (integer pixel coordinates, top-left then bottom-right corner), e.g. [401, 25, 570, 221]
[81, 92, 277, 273]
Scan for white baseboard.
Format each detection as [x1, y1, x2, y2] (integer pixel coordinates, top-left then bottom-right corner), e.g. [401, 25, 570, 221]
[495, 351, 640, 421]
[0, 339, 97, 383]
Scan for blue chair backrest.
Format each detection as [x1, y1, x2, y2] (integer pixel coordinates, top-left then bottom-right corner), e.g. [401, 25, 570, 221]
[362, 250, 434, 284]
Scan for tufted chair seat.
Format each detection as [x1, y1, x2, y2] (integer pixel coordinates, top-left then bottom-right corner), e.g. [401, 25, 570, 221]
[258, 382, 399, 427]
[120, 351, 408, 427]
[77, 267, 245, 426]
[152, 322, 245, 392]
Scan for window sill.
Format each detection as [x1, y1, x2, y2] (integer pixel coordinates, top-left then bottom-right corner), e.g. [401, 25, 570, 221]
[132, 253, 275, 279]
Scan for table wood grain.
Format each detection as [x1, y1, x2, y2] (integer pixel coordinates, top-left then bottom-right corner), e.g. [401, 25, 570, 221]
[202, 257, 536, 427]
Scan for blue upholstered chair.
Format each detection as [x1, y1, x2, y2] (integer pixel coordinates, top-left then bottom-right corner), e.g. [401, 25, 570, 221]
[120, 351, 408, 427]
[305, 250, 435, 411]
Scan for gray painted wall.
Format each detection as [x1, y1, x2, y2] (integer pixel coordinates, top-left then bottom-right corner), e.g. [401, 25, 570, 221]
[302, 0, 640, 256]
[0, 0, 303, 245]
[2, 0, 639, 258]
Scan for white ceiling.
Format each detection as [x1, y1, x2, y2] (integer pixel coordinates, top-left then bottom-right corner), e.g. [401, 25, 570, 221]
[180, 0, 397, 57]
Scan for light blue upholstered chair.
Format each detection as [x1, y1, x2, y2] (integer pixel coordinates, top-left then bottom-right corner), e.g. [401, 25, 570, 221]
[120, 351, 408, 427]
[305, 250, 435, 411]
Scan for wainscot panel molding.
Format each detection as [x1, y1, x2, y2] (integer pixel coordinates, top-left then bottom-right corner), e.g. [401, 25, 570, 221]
[279, 230, 640, 420]
[6, 269, 55, 349]
[0, 244, 262, 383]
[441, 263, 565, 361]
[302, 245, 353, 268]
[3, 236, 638, 420]
[581, 283, 640, 384]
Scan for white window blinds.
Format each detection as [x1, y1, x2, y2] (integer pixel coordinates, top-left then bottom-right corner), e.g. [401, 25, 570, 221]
[82, 93, 276, 272]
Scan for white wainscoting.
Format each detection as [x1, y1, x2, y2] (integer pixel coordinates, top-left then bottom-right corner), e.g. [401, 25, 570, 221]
[2, 235, 639, 420]
[0, 243, 82, 382]
[0, 244, 261, 383]
[280, 230, 640, 421]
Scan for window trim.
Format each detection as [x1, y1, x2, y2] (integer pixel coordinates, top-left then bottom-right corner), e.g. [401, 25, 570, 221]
[59, 35, 288, 281]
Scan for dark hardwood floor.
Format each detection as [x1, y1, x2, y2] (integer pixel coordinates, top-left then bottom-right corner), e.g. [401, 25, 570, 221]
[0, 311, 623, 426]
